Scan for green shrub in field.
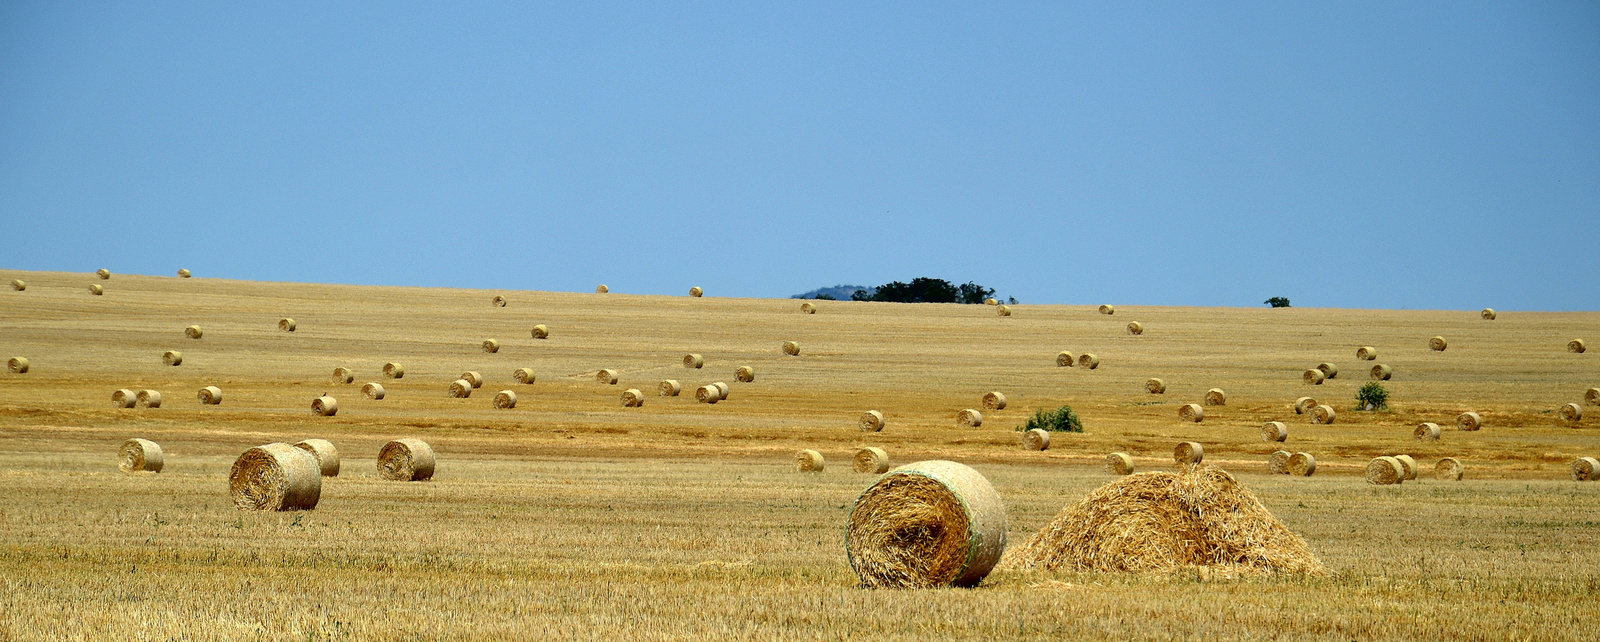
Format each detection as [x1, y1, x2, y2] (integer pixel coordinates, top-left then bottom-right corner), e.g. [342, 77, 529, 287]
[1356, 382, 1389, 410]
[1017, 405, 1083, 433]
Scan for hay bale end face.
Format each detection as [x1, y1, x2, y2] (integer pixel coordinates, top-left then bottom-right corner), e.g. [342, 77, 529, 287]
[1317, 363, 1338, 379]
[622, 389, 644, 407]
[161, 351, 183, 367]
[361, 382, 385, 400]
[597, 369, 619, 385]
[1204, 389, 1226, 406]
[689, 286, 703, 297]
[9, 279, 23, 291]
[112, 389, 136, 408]
[1146, 378, 1166, 394]
[854, 447, 889, 474]
[7, 357, 28, 374]
[1179, 404, 1204, 423]
[1311, 405, 1336, 424]
[1558, 403, 1582, 423]
[88, 284, 103, 296]
[1105, 452, 1134, 475]
[957, 409, 983, 427]
[1371, 364, 1393, 381]
[735, 366, 754, 382]
[531, 324, 549, 339]
[492, 390, 517, 409]
[294, 439, 341, 477]
[1099, 304, 1115, 315]
[383, 362, 404, 378]
[683, 353, 704, 369]
[279, 318, 295, 332]
[461, 371, 484, 388]
[1415, 422, 1441, 441]
[97, 269, 110, 279]
[782, 341, 800, 356]
[1569, 339, 1587, 354]
[1587, 388, 1600, 406]
[118, 438, 163, 473]
[846, 460, 1007, 588]
[1357, 346, 1377, 361]
[1456, 411, 1482, 431]
[1289, 452, 1317, 476]
[1366, 457, 1404, 485]
[1569, 457, 1600, 481]
[311, 396, 337, 416]
[1393, 454, 1418, 480]
[1127, 321, 1143, 335]
[1262, 421, 1288, 443]
[795, 449, 824, 472]
[996, 305, 1012, 317]
[800, 301, 816, 314]
[1023, 428, 1050, 451]
[513, 368, 536, 384]
[492, 295, 507, 307]
[185, 325, 203, 339]
[1077, 353, 1100, 369]
[860, 410, 885, 432]
[449, 380, 472, 398]
[1436, 458, 1464, 481]
[1268, 451, 1292, 475]
[659, 379, 681, 397]
[1430, 336, 1448, 351]
[1056, 351, 1075, 367]
[982, 391, 1007, 411]
[481, 339, 500, 354]
[332, 367, 354, 384]
[1294, 397, 1317, 414]
[695, 385, 721, 404]
[135, 390, 162, 408]
[1174, 441, 1204, 465]
[197, 386, 223, 405]
[1481, 308, 1496, 320]
[1303, 369, 1325, 385]
[378, 438, 435, 481]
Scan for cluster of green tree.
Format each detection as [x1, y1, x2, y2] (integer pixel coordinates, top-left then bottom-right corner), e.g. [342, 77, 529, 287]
[851, 278, 996, 304]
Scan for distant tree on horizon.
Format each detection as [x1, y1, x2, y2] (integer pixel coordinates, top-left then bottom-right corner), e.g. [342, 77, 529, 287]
[1265, 297, 1291, 308]
[853, 278, 994, 304]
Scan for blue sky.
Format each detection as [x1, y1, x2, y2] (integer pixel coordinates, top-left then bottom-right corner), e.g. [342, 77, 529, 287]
[2, 2, 1595, 309]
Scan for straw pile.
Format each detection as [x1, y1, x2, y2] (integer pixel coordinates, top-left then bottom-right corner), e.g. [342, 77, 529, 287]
[460, 371, 483, 388]
[89, 284, 103, 296]
[1456, 412, 1482, 431]
[198, 386, 222, 405]
[1311, 405, 1336, 424]
[659, 380, 681, 396]
[9, 279, 22, 291]
[1289, 452, 1316, 477]
[854, 447, 889, 474]
[378, 438, 435, 481]
[846, 460, 1007, 588]
[1357, 346, 1377, 360]
[1366, 457, 1404, 485]
[596, 284, 608, 293]
[996, 305, 1012, 317]
[622, 389, 644, 407]
[1007, 465, 1322, 574]
[279, 318, 295, 332]
[795, 450, 824, 472]
[783, 341, 800, 356]
[1056, 352, 1075, 367]
[136, 390, 162, 408]
[361, 382, 385, 400]
[860, 410, 885, 432]
[1430, 336, 1448, 351]
[1204, 389, 1226, 406]
[1023, 429, 1050, 451]
[597, 369, 618, 384]
[1415, 423, 1440, 441]
[178, 269, 191, 278]
[1481, 308, 1496, 320]
[801, 301, 816, 314]
[1570, 457, 1600, 481]
[185, 325, 203, 339]
[1570, 339, 1587, 354]
[492, 295, 507, 307]
[112, 389, 136, 408]
[1588, 388, 1600, 406]
[695, 385, 721, 404]
[1105, 453, 1134, 475]
[311, 396, 337, 416]
[449, 380, 472, 398]
[982, 392, 1007, 411]
[1294, 397, 1317, 414]
[736, 366, 755, 382]
[1261, 422, 1288, 443]
[1078, 353, 1100, 369]
[689, 286, 703, 297]
[1317, 363, 1338, 379]
[1099, 304, 1115, 315]
[1436, 458, 1464, 481]
[294, 439, 341, 477]
[1303, 369, 1324, 385]
[1268, 451, 1291, 475]
[1559, 403, 1582, 423]
[683, 354, 704, 368]
[957, 409, 983, 427]
[162, 351, 182, 366]
[7, 357, 27, 373]
[1127, 322, 1143, 335]
[97, 269, 110, 279]
[1178, 404, 1204, 423]
[531, 325, 549, 339]
[482, 339, 500, 353]
[1173, 442, 1204, 465]
[332, 367, 354, 384]
[493, 390, 517, 409]
[1146, 378, 1166, 394]
[1393, 455, 1418, 480]
[118, 438, 164, 473]
[383, 362, 404, 378]
[513, 368, 536, 384]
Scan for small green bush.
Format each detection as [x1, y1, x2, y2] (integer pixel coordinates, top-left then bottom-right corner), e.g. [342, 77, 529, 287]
[1017, 405, 1083, 433]
[1356, 382, 1388, 410]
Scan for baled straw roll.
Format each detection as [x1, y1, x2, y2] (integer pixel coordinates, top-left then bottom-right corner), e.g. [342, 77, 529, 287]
[513, 368, 535, 384]
[492, 295, 507, 307]
[177, 269, 192, 278]
[1173, 441, 1204, 465]
[1456, 412, 1482, 431]
[1261, 421, 1288, 442]
[595, 284, 608, 293]
[1289, 452, 1317, 476]
[1481, 308, 1496, 320]
[482, 339, 500, 353]
[1126, 321, 1143, 335]
[801, 301, 816, 314]
[112, 389, 136, 408]
[1268, 451, 1292, 475]
[294, 439, 340, 477]
[854, 447, 890, 474]
[1435, 458, 1463, 481]
[683, 353, 704, 368]
[984, 298, 997, 306]
[378, 438, 435, 481]
[136, 390, 162, 408]
[311, 396, 337, 416]
[1022, 429, 1050, 451]
[1105, 453, 1134, 475]
[735, 366, 755, 382]
[531, 325, 549, 339]
[97, 269, 111, 279]
[1317, 363, 1338, 379]
[163, 351, 183, 366]
[383, 362, 404, 378]
[782, 341, 800, 356]
[1077, 353, 1100, 369]
[9, 279, 23, 291]
[1204, 389, 1226, 406]
[332, 367, 354, 384]
[7, 357, 28, 373]
[279, 318, 295, 332]
[1294, 397, 1317, 414]
[1303, 369, 1325, 385]
[1099, 304, 1115, 315]
[597, 369, 619, 385]
[361, 382, 385, 400]
[1366, 457, 1404, 485]
[1146, 378, 1166, 394]
[1569, 339, 1587, 354]
[846, 460, 1007, 589]
[982, 391, 1007, 411]
[1430, 336, 1447, 351]
[860, 410, 885, 432]
[1056, 351, 1075, 367]
[1178, 404, 1204, 423]
[1588, 388, 1600, 406]
[795, 449, 824, 472]
[185, 325, 203, 339]
[1370, 364, 1392, 381]
[119, 438, 164, 473]
[461, 371, 484, 388]
[713, 382, 730, 399]
[1559, 403, 1583, 423]
[695, 385, 721, 404]
[1393, 454, 1418, 480]
[197, 386, 223, 405]
[957, 409, 983, 427]
[1357, 346, 1377, 361]
[1415, 423, 1441, 441]
[88, 284, 103, 296]
[493, 390, 517, 409]
[1311, 405, 1336, 424]
[1569, 457, 1600, 481]
[996, 305, 1012, 317]
[689, 286, 703, 297]
[659, 379, 681, 396]
[622, 389, 644, 407]
[448, 380, 472, 398]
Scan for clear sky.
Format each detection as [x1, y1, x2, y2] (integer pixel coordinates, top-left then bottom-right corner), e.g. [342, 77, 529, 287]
[2, 3, 1595, 310]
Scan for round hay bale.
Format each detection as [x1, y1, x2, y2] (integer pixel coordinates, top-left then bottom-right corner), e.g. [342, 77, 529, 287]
[197, 386, 223, 405]
[1317, 363, 1338, 379]
[481, 339, 500, 353]
[378, 438, 435, 481]
[1268, 451, 1292, 475]
[1099, 304, 1115, 315]
[982, 391, 1007, 411]
[1569, 339, 1587, 354]
[461, 371, 484, 388]
[1179, 404, 1204, 423]
[597, 369, 618, 385]
[7, 357, 28, 374]
[800, 301, 817, 314]
[595, 284, 608, 293]
[162, 351, 182, 366]
[1294, 397, 1317, 414]
[1559, 403, 1582, 423]
[683, 354, 703, 368]
[1262, 421, 1288, 443]
[1571, 457, 1600, 481]
[1303, 369, 1325, 385]
[957, 409, 983, 427]
[294, 439, 340, 477]
[689, 286, 703, 297]
[531, 325, 549, 339]
[112, 389, 136, 408]
[1204, 389, 1226, 406]
[118, 438, 163, 473]
[279, 318, 295, 332]
[782, 341, 800, 356]
[177, 269, 191, 278]
[185, 325, 203, 339]
[1311, 404, 1335, 424]
[1126, 321, 1143, 335]
[1105, 452, 1134, 475]
[311, 396, 337, 416]
[1056, 351, 1075, 367]
[1357, 346, 1377, 361]
[1023, 428, 1050, 451]
[492, 295, 507, 307]
[1174, 441, 1204, 465]
[1481, 308, 1496, 320]
[659, 379, 681, 396]
[513, 368, 536, 384]
[1435, 457, 1463, 481]
[332, 367, 354, 384]
[493, 390, 517, 409]
[448, 380, 472, 398]
[1587, 388, 1600, 406]
[361, 382, 385, 400]
[1456, 411, 1482, 431]
[860, 410, 885, 432]
[1289, 452, 1317, 476]
[88, 284, 103, 296]
[1415, 422, 1440, 441]
[795, 449, 824, 472]
[1077, 353, 1100, 369]
[1393, 454, 1418, 480]
[695, 385, 721, 404]
[735, 366, 754, 382]
[9, 279, 23, 291]
[136, 390, 162, 408]
[854, 447, 890, 474]
[97, 269, 110, 280]
[1430, 336, 1447, 351]
[622, 388, 645, 407]
[712, 382, 730, 399]
[847, 460, 1007, 588]
[1146, 378, 1166, 394]
[996, 305, 1012, 317]
[984, 298, 997, 306]
[380, 362, 404, 379]
[1366, 457, 1404, 485]
[1370, 364, 1393, 380]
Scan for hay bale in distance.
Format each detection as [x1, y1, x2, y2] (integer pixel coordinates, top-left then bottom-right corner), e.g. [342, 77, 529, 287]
[782, 341, 800, 356]
[112, 389, 136, 408]
[683, 353, 704, 369]
[1393, 454, 1418, 480]
[176, 269, 191, 278]
[185, 325, 203, 339]
[846, 460, 1007, 588]
[1436, 458, 1464, 481]
[1077, 353, 1100, 369]
[88, 284, 103, 296]
[1126, 321, 1143, 335]
[1587, 388, 1600, 406]
[854, 447, 889, 474]
[1099, 304, 1115, 315]
[1023, 429, 1050, 451]
[332, 367, 354, 384]
[482, 339, 500, 354]
[689, 286, 703, 297]
[197, 386, 223, 405]
[7, 357, 28, 374]
[1311, 405, 1336, 424]
[161, 351, 182, 366]
[118, 438, 163, 473]
[1268, 451, 1292, 474]
[622, 389, 644, 407]
[1366, 457, 1404, 485]
[1174, 441, 1204, 465]
[695, 385, 721, 404]
[378, 438, 435, 481]
[449, 380, 472, 398]
[97, 269, 110, 279]
[461, 371, 484, 388]
[1481, 308, 1496, 320]
[1317, 363, 1338, 379]
[1294, 397, 1317, 414]
[1204, 389, 1226, 406]
[996, 305, 1012, 317]
[984, 298, 997, 306]
[361, 382, 385, 400]
[801, 301, 816, 314]
[1559, 403, 1582, 423]
[713, 381, 730, 400]
[531, 325, 549, 339]
[1105, 453, 1134, 475]
[513, 368, 535, 384]
[1415, 422, 1440, 441]
[982, 391, 1007, 411]
[1456, 411, 1482, 431]
[1430, 336, 1448, 351]
[1261, 421, 1288, 443]
[1370, 364, 1393, 380]
[1357, 346, 1377, 361]
[795, 449, 824, 472]
[383, 362, 404, 378]
[1146, 378, 1166, 394]
[957, 409, 983, 427]
[595, 284, 608, 293]
[279, 318, 295, 332]
[597, 369, 619, 385]
[294, 439, 341, 477]
[735, 366, 754, 382]
[1569, 457, 1600, 481]
[311, 396, 337, 416]
[492, 390, 517, 409]
[1178, 404, 1204, 423]
[659, 379, 681, 396]
[1289, 452, 1317, 477]
[492, 295, 507, 307]
[9, 279, 23, 291]
[136, 390, 162, 408]
[1056, 351, 1075, 367]
[1569, 339, 1587, 354]
[1303, 369, 1325, 385]
[860, 410, 885, 432]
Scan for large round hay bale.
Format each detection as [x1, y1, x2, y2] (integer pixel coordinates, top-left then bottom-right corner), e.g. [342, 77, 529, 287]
[177, 269, 192, 278]
[513, 368, 535, 384]
[1294, 397, 1317, 414]
[713, 381, 730, 399]
[735, 366, 754, 382]
[1415, 422, 1440, 441]
[1569, 339, 1587, 354]
[162, 351, 182, 366]
[1303, 369, 1325, 385]
[294, 439, 341, 477]
[377, 438, 435, 481]
[197, 386, 223, 405]
[1435, 457, 1463, 481]
[332, 367, 354, 384]
[1268, 451, 1292, 475]
[492, 390, 517, 409]
[1099, 304, 1115, 315]
[461, 371, 484, 388]
[531, 325, 549, 339]
[383, 362, 404, 378]
[279, 318, 295, 332]
[595, 284, 608, 293]
[482, 339, 500, 354]
[801, 301, 816, 314]
[1481, 308, 1496, 320]
[597, 369, 618, 385]
[1430, 336, 1448, 351]
[854, 447, 889, 474]
[1317, 363, 1338, 379]
[492, 295, 507, 307]
[957, 408, 983, 427]
[97, 269, 110, 280]
[1023, 428, 1050, 451]
[982, 298, 997, 306]
[1456, 411, 1482, 431]
[847, 460, 1006, 588]
[1126, 321, 1143, 335]
[311, 396, 337, 416]
[622, 389, 644, 407]
[1370, 364, 1393, 380]
[448, 380, 472, 398]
[659, 379, 681, 396]
[1204, 389, 1226, 406]
[683, 353, 704, 368]
[1056, 351, 1075, 367]
[1077, 353, 1100, 369]
[689, 286, 703, 297]
[88, 284, 103, 296]
[9, 279, 23, 291]
[185, 325, 203, 339]
[1357, 346, 1377, 361]
[1571, 457, 1600, 481]
[1261, 421, 1288, 442]
[795, 449, 824, 472]
[136, 390, 162, 408]
[118, 438, 163, 473]
[1178, 404, 1204, 423]
[996, 305, 1012, 317]
[1105, 452, 1134, 475]
[1366, 457, 1404, 485]
[860, 410, 885, 432]
[1146, 378, 1166, 394]
[1174, 441, 1204, 465]
[1559, 403, 1582, 423]
[1311, 405, 1336, 424]
[1289, 452, 1317, 476]
[982, 391, 1007, 411]
[7, 357, 28, 374]
[695, 385, 721, 404]
[361, 382, 385, 400]
[1393, 454, 1418, 480]
[112, 389, 136, 408]
[782, 341, 800, 356]
[1587, 388, 1600, 406]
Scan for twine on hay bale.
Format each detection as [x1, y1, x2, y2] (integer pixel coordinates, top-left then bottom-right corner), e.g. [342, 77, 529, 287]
[177, 269, 191, 278]
[1587, 388, 1600, 406]
[1456, 412, 1482, 431]
[1007, 465, 1323, 574]
[957, 409, 983, 427]
[118, 438, 163, 473]
[7, 357, 28, 374]
[1174, 442, 1204, 465]
[1357, 346, 1377, 361]
[1569, 339, 1587, 354]
[1023, 428, 1050, 451]
[595, 284, 608, 293]
[689, 286, 703, 297]
[136, 390, 162, 408]
[854, 447, 890, 474]
[1366, 457, 1404, 485]
[448, 380, 472, 398]
[1481, 308, 1496, 320]
[659, 379, 681, 396]
[531, 325, 549, 339]
[481, 339, 500, 354]
[185, 325, 203, 339]
[492, 390, 517, 409]
[9, 279, 23, 291]
[783, 341, 800, 356]
[622, 389, 644, 407]
[795, 449, 824, 472]
[1289, 452, 1317, 477]
[1105, 453, 1134, 475]
[513, 368, 535, 384]
[996, 305, 1012, 317]
[88, 284, 103, 296]
[294, 439, 340, 477]
[279, 318, 295, 332]
[311, 396, 337, 416]
[1311, 405, 1336, 424]
[735, 366, 754, 382]
[1178, 404, 1204, 423]
[1559, 403, 1582, 423]
[332, 367, 354, 384]
[382, 362, 404, 379]
[461, 372, 483, 388]
[492, 295, 507, 307]
[1430, 336, 1448, 351]
[112, 389, 136, 408]
[860, 410, 885, 432]
[695, 385, 721, 404]
[97, 269, 110, 280]
[1268, 451, 1292, 475]
[683, 354, 703, 368]
[1569, 457, 1600, 481]
[713, 382, 729, 399]
[197, 386, 222, 405]
[162, 351, 182, 366]
[1077, 353, 1100, 369]
[801, 301, 816, 314]
[1146, 378, 1166, 394]
[361, 382, 385, 400]
[1303, 369, 1325, 385]
[1204, 389, 1226, 406]
[1392, 454, 1418, 480]
[1262, 421, 1288, 443]
[1056, 351, 1075, 367]
[1294, 397, 1317, 414]
[1317, 363, 1338, 379]
[982, 392, 1007, 411]
[1415, 423, 1441, 441]
[377, 438, 435, 481]
[1099, 304, 1115, 315]
[1435, 458, 1464, 481]
[1127, 321, 1143, 335]
[847, 460, 1007, 588]
[1370, 364, 1393, 381]
[597, 369, 618, 385]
